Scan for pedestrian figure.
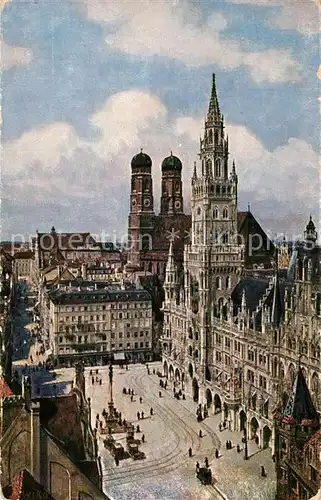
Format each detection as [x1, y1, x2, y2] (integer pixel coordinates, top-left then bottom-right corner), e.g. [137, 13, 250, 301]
[229, 440, 232, 449]
[99, 378, 102, 385]
[142, 434, 145, 443]
[150, 407, 153, 416]
[137, 411, 140, 420]
[148, 369, 150, 375]
[159, 391, 162, 398]
[141, 411, 144, 419]
[96, 369, 98, 374]
[100, 421, 103, 429]
[215, 449, 219, 459]
[90, 369, 92, 375]
[255, 435, 259, 445]
[237, 444, 241, 453]
[226, 440, 229, 450]
[164, 381, 167, 390]
[196, 461, 200, 471]
[123, 387, 126, 394]
[182, 394, 185, 400]
[199, 429, 202, 438]
[115, 457, 119, 466]
[261, 465, 267, 478]
[136, 425, 140, 433]
[153, 369, 155, 374]
[223, 420, 226, 429]
[131, 395, 133, 402]
[188, 447, 192, 457]
[140, 397, 143, 403]
[96, 413, 99, 420]
[131, 389, 134, 396]
[96, 376, 99, 382]
[272, 454, 276, 463]
[92, 377, 94, 384]
[204, 457, 209, 468]
[126, 364, 128, 370]
[219, 422, 222, 432]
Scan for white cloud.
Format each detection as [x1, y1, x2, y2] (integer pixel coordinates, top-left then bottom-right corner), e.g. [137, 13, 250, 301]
[3, 89, 318, 236]
[226, 0, 319, 35]
[1, 40, 33, 71]
[78, 0, 301, 84]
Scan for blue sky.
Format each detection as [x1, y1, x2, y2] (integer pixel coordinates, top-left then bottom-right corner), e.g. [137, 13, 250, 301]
[2, 0, 320, 241]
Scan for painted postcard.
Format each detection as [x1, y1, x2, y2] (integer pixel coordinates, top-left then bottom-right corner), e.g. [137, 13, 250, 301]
[1, 1, 320, 500]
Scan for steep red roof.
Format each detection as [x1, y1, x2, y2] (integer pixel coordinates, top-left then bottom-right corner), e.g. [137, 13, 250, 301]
[40, 393, 86, 461]
[0, 376, 13, 398]
[237, 211, 249, 230]
[4, 469, 54, 500]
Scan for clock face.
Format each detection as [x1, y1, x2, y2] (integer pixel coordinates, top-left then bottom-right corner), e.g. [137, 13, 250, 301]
[175, 200, 181, 210]
[144, 198, 151, 208]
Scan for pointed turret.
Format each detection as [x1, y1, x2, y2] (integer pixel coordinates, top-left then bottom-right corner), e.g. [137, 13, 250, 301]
[282, 365, 319, 426]
[271, 252, 283, 329]
[207, 73, 221, 122]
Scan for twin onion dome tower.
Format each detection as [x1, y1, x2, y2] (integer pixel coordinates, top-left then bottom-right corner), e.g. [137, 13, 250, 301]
[127, 74, 240, 275]
[130, 150, 184, 216]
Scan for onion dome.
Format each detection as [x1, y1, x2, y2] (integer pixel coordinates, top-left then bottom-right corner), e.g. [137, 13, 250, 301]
[131, 150, 152, 168]
[161, 152, 182, 172]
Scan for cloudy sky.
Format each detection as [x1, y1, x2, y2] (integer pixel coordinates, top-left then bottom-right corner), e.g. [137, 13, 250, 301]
[2, 0, 320, 242]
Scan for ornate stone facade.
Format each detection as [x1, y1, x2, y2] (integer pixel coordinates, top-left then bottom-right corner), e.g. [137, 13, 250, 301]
[161, 75, 321, 456]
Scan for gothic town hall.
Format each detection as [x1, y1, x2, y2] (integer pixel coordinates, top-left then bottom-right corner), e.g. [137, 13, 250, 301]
[161, 75, 321, 458]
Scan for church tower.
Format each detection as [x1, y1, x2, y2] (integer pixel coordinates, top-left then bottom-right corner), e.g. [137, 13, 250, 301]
[160, 153, 184, 215]
[128, 151, 155, 268]
[185, 74, 244, 384]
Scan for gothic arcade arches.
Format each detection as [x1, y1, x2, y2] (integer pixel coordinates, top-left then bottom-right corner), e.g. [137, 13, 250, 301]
[169, 365, 174, 380]
[250, 416, 259, 439]
[192, 377, 199, 402]
[214, 394, 222, 413]
[205, 388, 213, 409]
[263, 426, 272, 449]
[239, 410, 247, 431]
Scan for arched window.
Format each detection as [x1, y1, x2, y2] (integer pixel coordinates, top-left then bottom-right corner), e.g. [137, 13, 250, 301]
[189, 345, 192, 356]
[216, 276, 221, 290]
[226, 276, 231, 289]
[215, 159, 221, 177]
[206, 159, 212, 174]
[208, 129, 213, 143]
[223, 207, 228, 219]
[216, 185, 221, 195]
[197, 207, 201, 216]
[213, 207, 219, 219]
[222, 233, 229, 244]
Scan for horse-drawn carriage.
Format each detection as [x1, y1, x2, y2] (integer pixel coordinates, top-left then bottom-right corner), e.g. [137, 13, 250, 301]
[197, 467, 212, 485]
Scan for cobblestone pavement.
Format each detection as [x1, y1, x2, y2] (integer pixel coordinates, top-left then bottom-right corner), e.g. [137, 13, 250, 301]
[84, 362, 276, 500]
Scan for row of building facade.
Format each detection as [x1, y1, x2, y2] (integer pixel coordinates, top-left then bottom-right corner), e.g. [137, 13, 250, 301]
[160, 75, 321, 499]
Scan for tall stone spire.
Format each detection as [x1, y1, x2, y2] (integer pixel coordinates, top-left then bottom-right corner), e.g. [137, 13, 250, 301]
[207, 73, 221, 122]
